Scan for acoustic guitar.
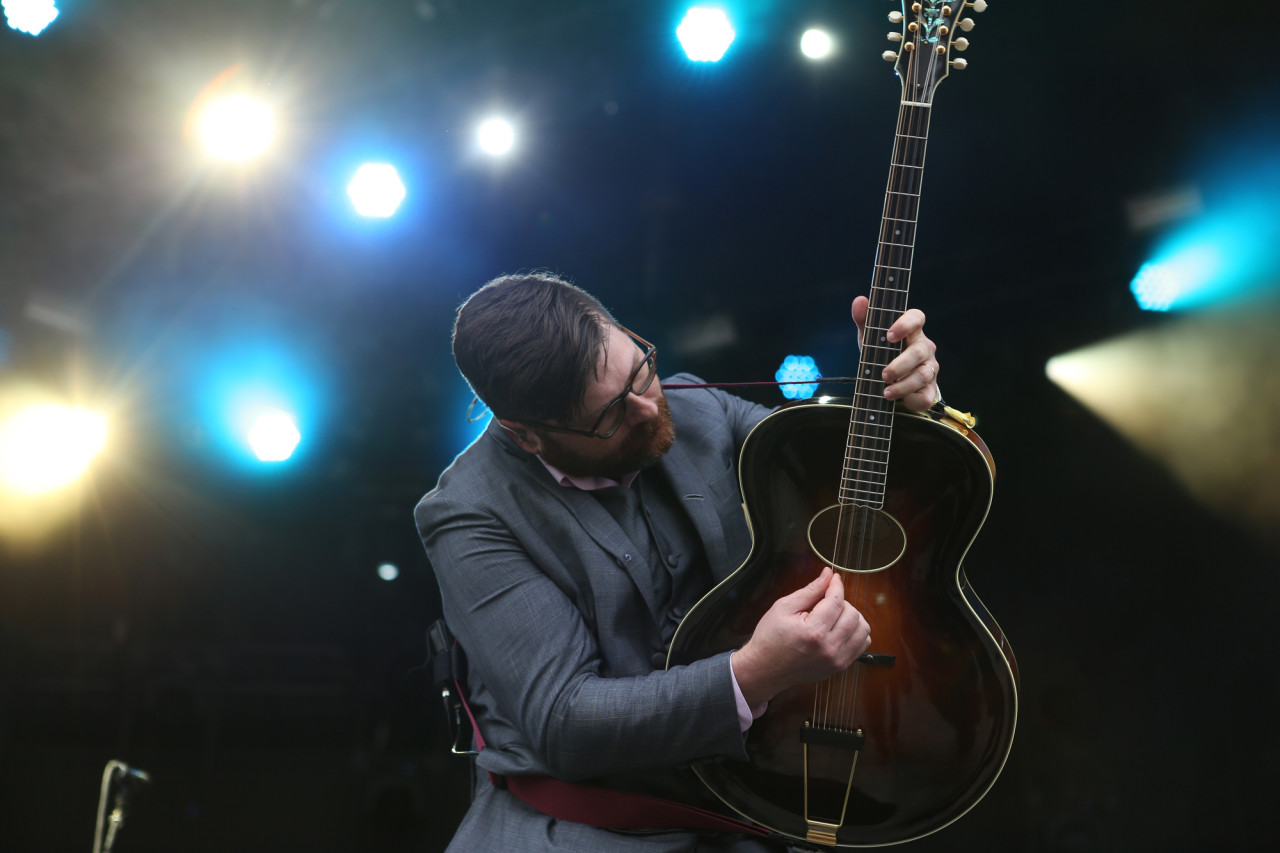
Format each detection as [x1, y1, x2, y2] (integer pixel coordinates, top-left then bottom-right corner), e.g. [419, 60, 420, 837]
[667, 1, 1017, 846]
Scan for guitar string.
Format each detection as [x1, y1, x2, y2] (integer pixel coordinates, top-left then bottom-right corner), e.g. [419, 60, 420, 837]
[823, 28, 932, 737]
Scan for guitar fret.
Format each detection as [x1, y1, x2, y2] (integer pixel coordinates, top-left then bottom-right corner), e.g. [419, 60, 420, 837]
[901, 100, 932, 108]
[887, 191, 921, 198]
[890, 162, 924, 169]
[879, 240, 915, 249]
[840, 488, 885, 501]
[876, 264, 911, 272]
[844, 456, 888, 467]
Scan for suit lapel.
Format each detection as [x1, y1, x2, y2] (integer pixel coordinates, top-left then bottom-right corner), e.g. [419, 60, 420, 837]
[659, 438, 735, 581]
[515, 453, 667, 623]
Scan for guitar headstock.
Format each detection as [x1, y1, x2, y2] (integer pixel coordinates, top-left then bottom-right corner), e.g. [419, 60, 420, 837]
[882, 0, 988, 101]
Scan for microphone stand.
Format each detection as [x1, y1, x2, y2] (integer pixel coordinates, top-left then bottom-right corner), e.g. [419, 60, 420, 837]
[92, 760, 150, 853]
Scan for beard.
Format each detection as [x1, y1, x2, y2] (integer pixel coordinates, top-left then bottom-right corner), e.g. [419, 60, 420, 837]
[539, 394, 677, 481]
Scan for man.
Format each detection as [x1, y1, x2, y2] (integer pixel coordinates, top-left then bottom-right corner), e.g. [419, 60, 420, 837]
[415, 271, 941, 851]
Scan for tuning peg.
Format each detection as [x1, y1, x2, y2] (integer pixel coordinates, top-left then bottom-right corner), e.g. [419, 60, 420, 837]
[959, 17, 976, 31]
[967, 0, 988, 11]
[887, 32, 904, 42]
[889, 11, 904, 23]
[953, 37, 969, 51]
[883, 50, 899, 62]
[950, 57, 968, 70]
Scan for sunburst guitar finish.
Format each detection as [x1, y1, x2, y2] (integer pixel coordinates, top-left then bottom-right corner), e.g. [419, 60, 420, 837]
[668, 400, 1017, 847]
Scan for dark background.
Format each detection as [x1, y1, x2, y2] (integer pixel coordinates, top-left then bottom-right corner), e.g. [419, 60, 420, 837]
[2, 1, 1278, 851]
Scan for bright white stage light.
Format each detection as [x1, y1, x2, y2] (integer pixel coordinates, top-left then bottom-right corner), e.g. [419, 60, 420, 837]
[477, 118, 515, 156]
[0, 405, 106, 494]
[197, 95, 275, 162]
[377, 563, 400, 582]
[3, 0, 60, 36]
[677, 7, 736, 63]
[800, 29, 835, 60]
[347, 163, 407, 218]
[247, 410, 301, 462]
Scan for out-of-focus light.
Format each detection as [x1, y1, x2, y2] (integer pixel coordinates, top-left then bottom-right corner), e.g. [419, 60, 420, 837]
[1130, 262, 1182, 312]
[776, 355, 821, 400]
[0, 405, 106, 494]
[247, 410, 300, 462]
[1046, 301, 1280, 550]
[198, 95, 275, 162]
[347, 163, 406, 218]
[677, 7, 735, 62]
[3, 0, 59, 36]
[1129, 156, 1280, 312]
[477, 118, 515, 156]
[800, 29, 834, 60]
[377, 563, 400, 582]
[1126, 185, 1203, 232]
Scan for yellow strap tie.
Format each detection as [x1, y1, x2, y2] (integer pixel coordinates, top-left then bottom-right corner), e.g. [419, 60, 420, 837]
[943, 405, 977, 428]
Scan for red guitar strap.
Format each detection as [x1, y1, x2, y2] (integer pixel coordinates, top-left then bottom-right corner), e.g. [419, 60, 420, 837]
[455, 680, 770, 838]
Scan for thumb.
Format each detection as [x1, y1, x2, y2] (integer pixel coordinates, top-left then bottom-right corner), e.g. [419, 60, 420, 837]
[781, 567, 834, 612]
[851, 296, 869, 346]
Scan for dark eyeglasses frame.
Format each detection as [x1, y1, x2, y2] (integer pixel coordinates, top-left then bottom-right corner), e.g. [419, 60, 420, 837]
[520, 327, 658, 440]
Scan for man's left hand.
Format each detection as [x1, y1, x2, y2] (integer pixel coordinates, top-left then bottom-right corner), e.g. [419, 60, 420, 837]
[851, 296, 940, 412]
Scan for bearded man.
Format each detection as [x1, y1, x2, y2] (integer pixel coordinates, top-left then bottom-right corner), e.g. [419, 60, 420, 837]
[415, 271, 941, 852]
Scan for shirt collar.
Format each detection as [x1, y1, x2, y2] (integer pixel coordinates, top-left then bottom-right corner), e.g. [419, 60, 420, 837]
[537, 456, 639, 491]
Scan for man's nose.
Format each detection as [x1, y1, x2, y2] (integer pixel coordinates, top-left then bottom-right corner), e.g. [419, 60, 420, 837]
[627, 381, 660, 422]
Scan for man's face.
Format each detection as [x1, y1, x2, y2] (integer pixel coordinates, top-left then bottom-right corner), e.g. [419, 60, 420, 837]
[532, 326, 675, 480]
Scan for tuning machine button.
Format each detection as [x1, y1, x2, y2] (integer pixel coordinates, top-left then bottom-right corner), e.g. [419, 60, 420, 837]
[883, 50, 899, 62]
[968, 0, 989, 11]
[889, 11, 904, 23]
[959, 17, 976, 31]
[953, 37, 970, 51]
[950, 57, 969, 70]
[887, 32, 904, 42]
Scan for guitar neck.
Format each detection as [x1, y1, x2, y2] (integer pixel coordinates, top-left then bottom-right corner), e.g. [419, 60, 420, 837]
[843, 99, 935, 508]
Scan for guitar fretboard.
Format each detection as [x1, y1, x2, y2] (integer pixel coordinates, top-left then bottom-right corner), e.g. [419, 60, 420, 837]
[842, 101, 934, 508]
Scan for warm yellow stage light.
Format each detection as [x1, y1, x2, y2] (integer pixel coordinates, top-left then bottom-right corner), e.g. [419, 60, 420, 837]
[197, 95, 275, 162]
[0, 404, 107, 494]
[1046, 295, 1280, 549]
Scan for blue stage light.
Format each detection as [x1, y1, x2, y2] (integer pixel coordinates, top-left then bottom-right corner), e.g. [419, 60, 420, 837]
[195, 341, 322, 469]
[3, 0, 59, 36]
[348, 163, 406, 218]
[677, 7, 736, 62]
[1131, 157, 1280, 312]
[776, 355, 821, 400]
[247, 409, 301, 462]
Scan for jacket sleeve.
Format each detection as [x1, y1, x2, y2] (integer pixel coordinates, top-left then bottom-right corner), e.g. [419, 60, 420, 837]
[416, 491, 751, 782]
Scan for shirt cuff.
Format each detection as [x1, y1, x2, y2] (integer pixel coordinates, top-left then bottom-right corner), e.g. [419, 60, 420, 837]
[729, 652, 768, 731]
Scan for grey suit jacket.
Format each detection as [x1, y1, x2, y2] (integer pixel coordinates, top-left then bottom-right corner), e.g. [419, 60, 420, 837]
[415, 376, 781, 852]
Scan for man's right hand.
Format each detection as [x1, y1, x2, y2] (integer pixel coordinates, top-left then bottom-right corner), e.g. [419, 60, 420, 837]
[730, 567, 871, 708]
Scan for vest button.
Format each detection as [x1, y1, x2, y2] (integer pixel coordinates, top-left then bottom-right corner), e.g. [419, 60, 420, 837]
[650, 651, 667, 669]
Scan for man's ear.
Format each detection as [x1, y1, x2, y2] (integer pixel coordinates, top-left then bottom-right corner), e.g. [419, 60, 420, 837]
[498, 418, 541, 454]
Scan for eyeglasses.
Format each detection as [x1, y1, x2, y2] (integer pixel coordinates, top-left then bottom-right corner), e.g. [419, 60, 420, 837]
[522, 327, 658, 440]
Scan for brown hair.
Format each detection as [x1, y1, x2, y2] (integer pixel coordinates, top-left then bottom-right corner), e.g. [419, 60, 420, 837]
[453, 272, 616, 422]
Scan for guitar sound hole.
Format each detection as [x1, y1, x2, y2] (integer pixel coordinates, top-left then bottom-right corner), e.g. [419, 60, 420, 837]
[807, 504, 907, 573]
